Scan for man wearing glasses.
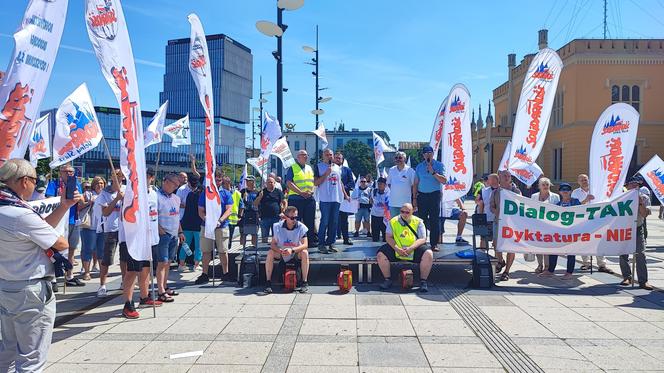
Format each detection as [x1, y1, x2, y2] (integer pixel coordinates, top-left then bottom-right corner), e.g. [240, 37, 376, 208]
[376, 203, 434, 292]
[155, 173, 185, 302]
[413, 146, 447, 251]
[264, 206, 310, 294]
[387, 151, 416, 218]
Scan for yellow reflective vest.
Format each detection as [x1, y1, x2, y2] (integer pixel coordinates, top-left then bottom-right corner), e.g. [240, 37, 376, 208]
[389, 215, 422, 260]
[288, 162, 314, 197]
[229, 189, 242, 225]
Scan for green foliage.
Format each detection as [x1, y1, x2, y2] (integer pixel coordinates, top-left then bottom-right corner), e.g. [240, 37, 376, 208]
[36, 158, 52, 178]
[402, 149, 422, 166]
[339, 139, 375, 178]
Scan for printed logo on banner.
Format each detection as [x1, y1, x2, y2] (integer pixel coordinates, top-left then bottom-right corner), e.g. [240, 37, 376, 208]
[449, 96, 465, 113]
[445, 176, 466, 191]
[190, 36, 207, 77]
[600, 137, 624, 198]
[31, 131, 47, 155]
[111, 66, 140, 223]
[532, 62, 554, 81]
[56, 102, 100, 157]
[513, 145, 533, 163]
[646, 168, 664, 200]
[601, 115, 630, 135]
[512, 167, 535, 182]
[447, 117, 467, 174]
[525, 85, 545, 148]
[86, 0, 118, 40]
[433, 107, 445, 144]
[0, 83, 34, 162]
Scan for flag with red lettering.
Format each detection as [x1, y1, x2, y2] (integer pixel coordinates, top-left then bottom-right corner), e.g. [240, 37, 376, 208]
[372, 132, 391, 166]
[499, 140, 543, 187]
[247, 157, 269, 180]
[589, 103, 640, 202]
[507, 48, 562, 172]
[144, 101, 168, 148]
[441, 84, 472, 202]
[0, 0, 68, 166]
[187, 13, 221, 239]
[28, 113, 51, 167]
[429, 95, 448, 158]
[638, 155, 664, 206]
[163, 114, 190, 147]
[85, 0, 151, 260]
[50, 83, 103, 167]
[312, 122, 329, 149]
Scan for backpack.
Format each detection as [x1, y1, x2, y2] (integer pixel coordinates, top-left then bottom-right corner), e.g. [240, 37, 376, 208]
[239, 245, 260, 287]
[337, 265, 353, 292]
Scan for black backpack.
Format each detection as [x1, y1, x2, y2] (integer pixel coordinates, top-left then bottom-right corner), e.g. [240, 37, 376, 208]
[239, 245, 260, 286]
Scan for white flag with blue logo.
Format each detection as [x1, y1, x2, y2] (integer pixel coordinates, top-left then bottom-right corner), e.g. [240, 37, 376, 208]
[163, 114, 190, 147]
[638, 155, 664, 206]
[260, 111, 282, 160]
[144, 101, 168, 148]
[29, 113, 52, 167]
[372, 132, 392, 167]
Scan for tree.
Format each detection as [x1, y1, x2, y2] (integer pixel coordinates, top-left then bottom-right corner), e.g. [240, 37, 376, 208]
[402, 149, 422, 167]
[338, 139, 374, 178]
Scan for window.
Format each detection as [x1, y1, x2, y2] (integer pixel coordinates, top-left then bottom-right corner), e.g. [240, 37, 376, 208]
[553, 147, 563, 181]
[294, 140, 300, 151]
[366, 138, 372, 146]
[552, 92, 564, 128]
[611, 84, 640, 112]
[336, 138, 343, 149]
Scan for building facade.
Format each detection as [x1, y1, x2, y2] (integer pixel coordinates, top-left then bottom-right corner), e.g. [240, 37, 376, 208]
[284, 129, 392, 157]
[473, 30, 664, 184]
[159, 33, 252, 165]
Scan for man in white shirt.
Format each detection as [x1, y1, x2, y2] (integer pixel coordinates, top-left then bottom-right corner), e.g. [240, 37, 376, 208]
[387, 151, 416, 218]
[155, 173, 184, 303]
[314, 148, 349, 254]
[96, 170, 125, 298]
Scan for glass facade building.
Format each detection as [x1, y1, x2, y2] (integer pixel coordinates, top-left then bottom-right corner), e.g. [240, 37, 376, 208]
[159, 34, 252, 166]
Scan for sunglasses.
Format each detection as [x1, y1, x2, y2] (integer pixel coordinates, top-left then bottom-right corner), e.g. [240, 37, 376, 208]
[400, 210, 411, 214]
[285, 215, 298, 220]
[360, 180, 367, 183]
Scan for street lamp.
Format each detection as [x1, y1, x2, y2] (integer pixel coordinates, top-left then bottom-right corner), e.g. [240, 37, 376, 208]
[303, 25, 332, 159]
[251, 107, 260, 153]
[255, 0, 304, 132]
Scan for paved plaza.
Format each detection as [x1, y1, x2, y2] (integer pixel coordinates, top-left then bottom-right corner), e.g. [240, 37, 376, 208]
[32, 203, 664, 372]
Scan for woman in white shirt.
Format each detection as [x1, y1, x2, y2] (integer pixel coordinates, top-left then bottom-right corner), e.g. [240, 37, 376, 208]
[530, 177, 560, 274]
[79, 176, 106, 280]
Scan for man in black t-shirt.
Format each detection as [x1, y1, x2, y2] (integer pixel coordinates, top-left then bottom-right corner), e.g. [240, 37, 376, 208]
[239, 176, 259, 247]
[178, 175, 203, 271]
[254, 176, 286, 244]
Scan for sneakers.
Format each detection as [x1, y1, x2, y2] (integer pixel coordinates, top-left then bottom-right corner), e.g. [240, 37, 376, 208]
[419, 280, 429, 293]
[194, 273, 210, 285]
[379, 279, 393, 290]
[177, 265, 187, 273]
[328, 245, 338, 253]
[52, 281, 59, 293]
[97, 286, 107, 298]
[122, 302, 139, 319]
[318, 245, 329, 254]
[264, 281, 273, 294]
[455, 237, 469, 246]
[66, 277, 85, 286]
[299, 282, 309, 293]
[597, 266, 614, 274]
[139, 297, 163, 308]
[194, 265, 203, 272]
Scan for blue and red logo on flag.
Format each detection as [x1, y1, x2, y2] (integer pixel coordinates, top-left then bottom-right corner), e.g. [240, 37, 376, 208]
[647, 168, 664, 200]
[449, 95, 465, 113]
[513, 145, 533, 163]
[532, 62, 554, 81]
[601, 115, 630, 135]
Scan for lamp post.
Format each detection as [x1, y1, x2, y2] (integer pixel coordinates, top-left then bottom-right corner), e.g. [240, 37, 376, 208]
[303, 25, 332, 160]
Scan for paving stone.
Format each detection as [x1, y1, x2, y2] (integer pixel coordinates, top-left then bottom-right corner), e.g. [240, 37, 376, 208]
[114, 363, 192, 372]
[306, 304, 356, 319]
[552, 295, 615, 308]
[300, 318, 357, 336]
[47, 339, 89, 363]
[237, 304, 291, 318]
[287, 304, 308, 318]
[196, 341, 273, 365]
[288, 367, 359, 373]
[128, 340, 211, 364]
[504, 295, 565, 308]
[519, 306, 588, 321]
[188, 365, 262, 373]
[422, 344, 502, 368]
[572, 345, 663, 371]
[430, 369, 503, 373]
[418, 336, 482, 344]
[44, 363, 120, 373]
[360, 368, 432, 373]
[136, 302, 195, 318]
[540, 321, 618, 339]
[289, 342, 358, 366]
[617, 306, 664, 322]
[358, 342, 429, 367]
[356, 305, 408, 319]
[308, 294, 356, 305]
[400, 295, 449, 306]
[411, 319, 475, 337]
[245, 293, 296, 304]
[405, 305, 461, 320]
[215, 334, 277, 342]
[262, 355, 290, 373]
[357, 319, 415, 336]
[478, 306, 557, 338]
[517, 344, 596, 370]
[64, 340, 150, 364]
[570, 307, 642, 322]
[155, 333, 218, 341]
[222, 317, 284, 335]
[356, 295, 403, 305]
[466, 295, 514, 307]
[162, 317, 230, 335]
[298, 335, 358, 343]
[280, 317, 304, 334]
[105, 317, 178, 334]
[596, 321, 664, 339]
[95, 333, 159, 341]
[184, 303, 243, 318]
[293, 293, 312, 305]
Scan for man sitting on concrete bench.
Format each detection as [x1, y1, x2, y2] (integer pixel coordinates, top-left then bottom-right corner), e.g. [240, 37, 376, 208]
[265, 206, 310, 294]
[376, 203, 434, 292]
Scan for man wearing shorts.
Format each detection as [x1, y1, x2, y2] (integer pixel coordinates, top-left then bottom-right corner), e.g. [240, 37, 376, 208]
[491, 170, 521, 281]
[264, 206, 310, 294]
[96, 170, 125, 298]
[439, 198, 469, 245]
[377, 203, 434, 292]
[155, 173, 185, 301]
[476, 173, 498, 250]
[195, 171, 233, 285]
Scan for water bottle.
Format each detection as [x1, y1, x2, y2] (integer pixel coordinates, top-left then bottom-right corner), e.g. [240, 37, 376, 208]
[182, 242, 193, 256]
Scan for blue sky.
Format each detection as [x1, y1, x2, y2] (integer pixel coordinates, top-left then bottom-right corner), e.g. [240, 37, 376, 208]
[1, 0, 663, 146]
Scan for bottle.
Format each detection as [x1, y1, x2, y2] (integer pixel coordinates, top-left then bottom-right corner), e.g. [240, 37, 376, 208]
[182, 242, 192, 256]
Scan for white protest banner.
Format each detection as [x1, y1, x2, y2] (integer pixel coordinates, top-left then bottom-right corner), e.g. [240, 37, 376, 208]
[239, 163, 247, 190]
[638, 155, 664, 206]
[508, 48, 563, 171]
[589, 103, 640, 202]
[497, 189, 637, 256]
[372, 131, 391, 166]
[163, 114, 190, 147]
[260, 111, 282, 160]
[50, 84, 103, 167]
[271, 137, 295, 169]
[144, 101, 168, 148]
[28, 196, 69, 256]
[499, 140, 542, 187]
[441, 84, 472, 202]
[247, 157, 269, 180]
[0, 0, 68, 165]
[29, 113, 51, 166]
[312, 122, 329, 149]
[187, 14, 220, 239]
[429, 95, 448, 157]
[86, 0, 150, 260]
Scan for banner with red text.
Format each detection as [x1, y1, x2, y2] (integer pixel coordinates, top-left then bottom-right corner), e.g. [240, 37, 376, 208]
[589, 103, 640, 202]
[507, 48, 562, 171]
[86, 0, 150, 260]
[429, 95, 448, 158]
[499, 140, 543, 187]
[187, 13, 220, 239]
[50, 84, 102, 167]
[0, 0, 68, 165]
[441, 84, 472, 202]
[163, 114, 190, 147]
[497, 189, 637, 256]
[247, 157, 268, 180]
[29, 113, 51, 167]
[639, 155, 664, 206]
[271, 137, 295, 169]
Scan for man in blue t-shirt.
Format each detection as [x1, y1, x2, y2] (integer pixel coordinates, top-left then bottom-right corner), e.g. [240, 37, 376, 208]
[413, 146, 446, 250]
[45, 163, 84, 287]
[194, 171, 233, 285]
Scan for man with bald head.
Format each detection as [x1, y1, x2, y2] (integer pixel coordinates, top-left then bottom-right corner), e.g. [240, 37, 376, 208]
[376, 203, 433, 292]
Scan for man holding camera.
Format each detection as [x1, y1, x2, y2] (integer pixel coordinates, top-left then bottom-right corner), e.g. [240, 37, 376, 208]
[0, 159, 80, 371]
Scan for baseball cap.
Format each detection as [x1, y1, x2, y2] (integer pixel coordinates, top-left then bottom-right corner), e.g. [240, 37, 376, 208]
[245, 175, 256, 181]
[422, 145, 434, 153]
[377, 177, 387, 184]
[558, 183, 572, 192]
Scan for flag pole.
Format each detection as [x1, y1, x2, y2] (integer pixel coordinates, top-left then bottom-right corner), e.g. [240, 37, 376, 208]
[155, 141, 162, 176]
